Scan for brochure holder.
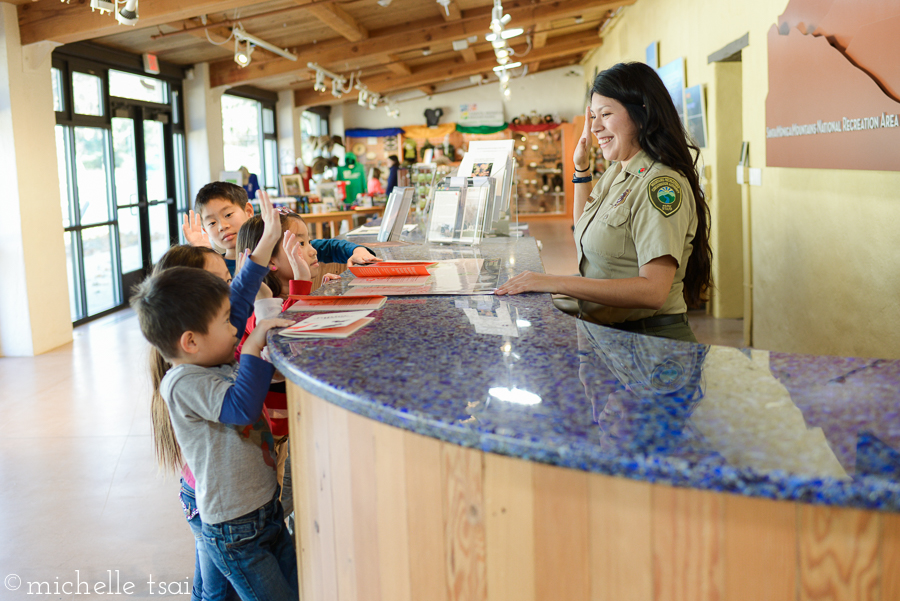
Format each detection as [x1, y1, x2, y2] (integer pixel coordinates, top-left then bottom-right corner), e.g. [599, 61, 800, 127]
[455, 140, 517, 237]
[426, 176, 494, 245]
[377, 186, 415, 242]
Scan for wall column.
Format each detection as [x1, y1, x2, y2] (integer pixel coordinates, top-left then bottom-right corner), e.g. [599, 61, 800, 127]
[276, 89, 298, 177]
[709, 61, 745, 319]
[0, 4, 72, 356]
[184, 62, 225, 201]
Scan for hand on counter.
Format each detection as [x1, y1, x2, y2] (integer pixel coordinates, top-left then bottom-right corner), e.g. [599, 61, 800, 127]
[494, 271, 557, 295]
[347, 246, 383, 267]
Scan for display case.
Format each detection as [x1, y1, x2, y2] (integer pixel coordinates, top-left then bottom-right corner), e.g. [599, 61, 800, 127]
[512, 129, 567, 216]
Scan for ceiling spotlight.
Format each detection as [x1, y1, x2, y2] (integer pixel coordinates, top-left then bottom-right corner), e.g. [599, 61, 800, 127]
[116, 0, 138, 26]
[436, 0, 451, 17]
[485, 28, 524, 42]
[376, 0, 392, 5]
[495, 48, 510, 60]
[313, 70, 327, 93]
[234, 39, 253, 68]
[90, 0, 114, 13]
[358, 90, 368, 106]
[331, 78, 344, 98]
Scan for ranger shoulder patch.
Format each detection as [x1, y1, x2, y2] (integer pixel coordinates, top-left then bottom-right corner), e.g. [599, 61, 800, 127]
[647, 176, 682, 217]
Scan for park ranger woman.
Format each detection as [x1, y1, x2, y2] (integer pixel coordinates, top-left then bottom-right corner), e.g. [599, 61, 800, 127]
[496, 62, 713, 342]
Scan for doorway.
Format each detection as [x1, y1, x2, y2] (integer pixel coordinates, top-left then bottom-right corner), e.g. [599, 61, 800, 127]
[53, 52, 186, 325]
[111, 104, 177, 299]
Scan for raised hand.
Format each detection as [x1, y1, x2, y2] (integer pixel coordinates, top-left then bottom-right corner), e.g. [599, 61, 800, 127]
[249, 190, 282, 268]
[573, 104, 593, 171]
[283, 231, 312, 282]
[182, 210, 212, 248]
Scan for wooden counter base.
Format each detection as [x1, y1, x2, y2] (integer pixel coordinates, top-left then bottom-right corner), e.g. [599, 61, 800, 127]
[287, 383, 900, 601]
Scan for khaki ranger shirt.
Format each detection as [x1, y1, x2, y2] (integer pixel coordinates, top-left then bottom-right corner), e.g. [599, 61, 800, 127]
[574, 149, 698, 325]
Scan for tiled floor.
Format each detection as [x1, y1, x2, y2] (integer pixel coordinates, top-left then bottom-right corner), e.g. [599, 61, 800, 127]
[0, 220, 744, 599]
[0, 311, 193, 600]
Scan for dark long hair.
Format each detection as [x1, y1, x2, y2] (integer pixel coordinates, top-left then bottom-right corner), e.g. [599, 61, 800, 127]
[235, 213, 307, 298]
[592, 62, 713, 307]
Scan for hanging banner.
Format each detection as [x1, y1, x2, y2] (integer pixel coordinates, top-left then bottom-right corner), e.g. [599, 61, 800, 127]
[402, 123, 457, 139]
[766, 0, 900, 171]
[457, 123, 509, 135]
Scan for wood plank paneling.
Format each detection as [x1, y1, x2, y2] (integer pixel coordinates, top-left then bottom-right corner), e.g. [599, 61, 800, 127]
[373, 418, 413, 601]
[326, 401, 358, 601]
[346, 412, 382, 601]
[881, 513, 900, 601]
[799, 506, 880, 601]
[723, 495, 797, 601]
[306, 388, 340, 599]
[652, 485, 724, 601]
[287, 384, 314, 600]
[533, 463, 590, 601]
[484, 454, 536, 601]
[404, 432, 450, 601]
[442, 444, 487, 601]
[589, 474, 653, 601]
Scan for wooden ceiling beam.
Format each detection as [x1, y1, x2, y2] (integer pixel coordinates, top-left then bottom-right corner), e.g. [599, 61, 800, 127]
[304, 1, 368, 42]
[294, 30, 600, 106]
[460, 46, 477, 63]
[384, 54, 412, 76]
[418, 85, 436, 96]
[532, 31, 548, 49]
[17, 0, 275, 46]
[440, 1, 462, 21]
[210, 0, 630, 88]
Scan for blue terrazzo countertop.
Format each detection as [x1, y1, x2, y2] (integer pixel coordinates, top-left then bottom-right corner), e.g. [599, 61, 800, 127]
[268, 237, 900, 512]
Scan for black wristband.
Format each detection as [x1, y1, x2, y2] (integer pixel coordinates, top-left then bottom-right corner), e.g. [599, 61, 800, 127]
[572, 174, 592, 184]
[574, 165, 590, 173]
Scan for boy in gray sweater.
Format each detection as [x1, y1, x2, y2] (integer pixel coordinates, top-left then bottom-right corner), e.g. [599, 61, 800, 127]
[132, 196, 298, 601]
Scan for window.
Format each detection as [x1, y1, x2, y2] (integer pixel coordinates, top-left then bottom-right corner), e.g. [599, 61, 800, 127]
[72, 71, 104, 116]
[54, 52, 186, 324]
[221, 93, 277, 189]
[301, 110, 328, 169]
[109, 69, 169, 104]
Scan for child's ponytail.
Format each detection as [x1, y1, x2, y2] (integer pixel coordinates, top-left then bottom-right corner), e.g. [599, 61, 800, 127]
[149, 347, 182, 474]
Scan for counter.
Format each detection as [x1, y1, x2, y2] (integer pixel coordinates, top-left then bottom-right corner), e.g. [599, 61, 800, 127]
[269, 237, 900, 601]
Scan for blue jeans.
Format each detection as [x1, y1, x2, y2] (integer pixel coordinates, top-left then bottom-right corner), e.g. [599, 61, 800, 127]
[180, 480, 239, 601]
[201, 493, 298, 601]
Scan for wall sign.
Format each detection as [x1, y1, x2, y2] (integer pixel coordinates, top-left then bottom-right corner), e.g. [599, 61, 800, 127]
[458, 101, 505, 127]
[766, 0, 900, 170]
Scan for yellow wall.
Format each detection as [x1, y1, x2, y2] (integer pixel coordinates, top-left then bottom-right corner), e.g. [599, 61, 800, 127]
[584, 0, 900, 359]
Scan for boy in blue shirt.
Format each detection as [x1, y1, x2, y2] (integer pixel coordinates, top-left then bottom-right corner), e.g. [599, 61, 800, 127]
[182, 182, 380, 274]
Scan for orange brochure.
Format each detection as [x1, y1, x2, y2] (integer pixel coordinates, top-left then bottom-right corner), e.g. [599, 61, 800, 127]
[348, 261, 437, 277]
[286, 295, 386, 312]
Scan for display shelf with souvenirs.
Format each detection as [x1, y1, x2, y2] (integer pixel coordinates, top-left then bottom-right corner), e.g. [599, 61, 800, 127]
[510, 121, 566, 216]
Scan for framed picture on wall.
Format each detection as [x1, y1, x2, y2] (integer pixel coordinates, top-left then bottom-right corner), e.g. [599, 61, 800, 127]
[683, 84, 708, 148]
[656, 57, 686, 125]
[281, 174, 304, 196]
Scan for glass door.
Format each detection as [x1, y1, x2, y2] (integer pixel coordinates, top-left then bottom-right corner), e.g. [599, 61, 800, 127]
[112, 105, 176, 298]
